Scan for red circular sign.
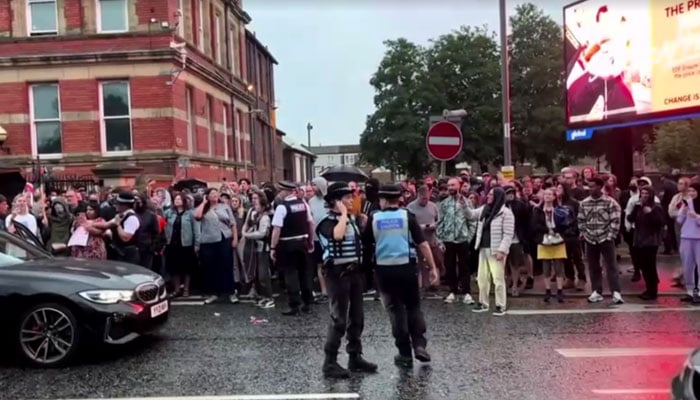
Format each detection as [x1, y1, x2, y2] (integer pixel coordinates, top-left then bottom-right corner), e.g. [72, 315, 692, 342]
[426, 121, 463, 161]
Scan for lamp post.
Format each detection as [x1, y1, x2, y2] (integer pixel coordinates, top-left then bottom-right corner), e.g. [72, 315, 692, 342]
[306, 122, 313, 182]
[499, 0, 512, 166]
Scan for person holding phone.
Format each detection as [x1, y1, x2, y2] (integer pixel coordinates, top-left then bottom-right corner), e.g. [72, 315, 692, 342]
[316, 182, 377, 379]
[677, 182, 700, 303]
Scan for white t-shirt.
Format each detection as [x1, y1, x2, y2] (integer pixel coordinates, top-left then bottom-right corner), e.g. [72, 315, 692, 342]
[6, 213, 39, 236]
[122, 214, 140, 235]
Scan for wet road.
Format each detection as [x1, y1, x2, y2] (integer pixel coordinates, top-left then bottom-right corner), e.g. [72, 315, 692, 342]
[1, 295, 698, 400]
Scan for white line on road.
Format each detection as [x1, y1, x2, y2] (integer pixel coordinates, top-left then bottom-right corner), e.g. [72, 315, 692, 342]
[427, 136, 460, 146]
[55, 394, 361, 400]
[592, 389, 669, 395]
[507, 304, 700, 315]
[556, 347, 693, 358]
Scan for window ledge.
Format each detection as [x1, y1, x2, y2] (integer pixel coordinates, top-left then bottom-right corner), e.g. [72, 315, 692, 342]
[102, 151, 133, 157]
[34, 153, 63, 160]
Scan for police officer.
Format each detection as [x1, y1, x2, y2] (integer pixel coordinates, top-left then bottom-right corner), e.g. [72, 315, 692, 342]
[362, 183, 439, 368]
[270, 181, 315, 316]
[316, 182, 377, 379]
[105, 191, 141, 264]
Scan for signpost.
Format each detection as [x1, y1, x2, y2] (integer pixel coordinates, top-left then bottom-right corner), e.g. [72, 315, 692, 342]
[426, 120, 463, 176]
[500, 165, 515, 182]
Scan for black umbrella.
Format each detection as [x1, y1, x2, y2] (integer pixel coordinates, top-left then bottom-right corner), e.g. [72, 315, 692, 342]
[0, 170, 26, 200]
[173, 178, 208, 192]
[321, 165, 368, 183]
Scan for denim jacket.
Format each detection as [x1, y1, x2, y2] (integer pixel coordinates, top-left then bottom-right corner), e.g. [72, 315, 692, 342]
[164, 209, 201, 247]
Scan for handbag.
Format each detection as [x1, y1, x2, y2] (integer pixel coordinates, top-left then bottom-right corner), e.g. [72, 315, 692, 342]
[542, 232, 564, 246]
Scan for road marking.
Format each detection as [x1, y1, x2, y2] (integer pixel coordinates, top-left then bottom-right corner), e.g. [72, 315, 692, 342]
[427, 136, 460, 146]
[508, 304, 700, 315]
[592, 389, 669, 395]
[56, 393, 361, 400]
[171, 301, 206, 306]
[556, 347, 692, 358]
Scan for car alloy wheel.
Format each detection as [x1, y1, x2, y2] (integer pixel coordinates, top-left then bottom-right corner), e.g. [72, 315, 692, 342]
[18, 303, 79, 367]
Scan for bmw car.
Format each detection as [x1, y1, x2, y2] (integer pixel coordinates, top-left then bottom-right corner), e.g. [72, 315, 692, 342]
[0, 227, 169, 367]
[673, 348, 700, 400]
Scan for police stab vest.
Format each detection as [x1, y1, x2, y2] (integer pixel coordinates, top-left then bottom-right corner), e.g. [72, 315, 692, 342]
[279, 197, 310, 239]
[316, 213, 361, 265]
[372, 208, 416, 266]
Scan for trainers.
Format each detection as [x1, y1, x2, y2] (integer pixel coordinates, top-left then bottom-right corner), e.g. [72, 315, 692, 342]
[543, 289, 552, 303]
[229, 294, 240, 304]
[587, 291, 604, 303]
[612, 291, 624, 304]
[462, 294, 475, 305]
[444, 293, 456, 304]
[260, 299, 275, 309]
[525, 276, 534, 289]
[492, 306, 507, 316]
[557, 289, 564, 303]
[472, 303, 489, 313]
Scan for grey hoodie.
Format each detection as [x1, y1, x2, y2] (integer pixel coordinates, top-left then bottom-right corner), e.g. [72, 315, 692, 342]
[308, 177, 328, 240]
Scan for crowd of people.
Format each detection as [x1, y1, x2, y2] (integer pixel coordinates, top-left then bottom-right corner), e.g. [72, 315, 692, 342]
[0, 167, 698, 317]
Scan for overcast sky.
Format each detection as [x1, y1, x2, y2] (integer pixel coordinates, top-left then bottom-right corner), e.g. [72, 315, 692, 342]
[245, 0, 568, 147]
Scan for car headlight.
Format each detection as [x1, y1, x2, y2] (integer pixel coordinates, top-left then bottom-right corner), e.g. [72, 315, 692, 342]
[78, 290, 135, 304]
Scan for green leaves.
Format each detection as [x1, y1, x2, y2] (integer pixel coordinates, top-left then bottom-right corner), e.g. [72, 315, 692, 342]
[360, 3, 570, 176]
[645, 119, 700, 171]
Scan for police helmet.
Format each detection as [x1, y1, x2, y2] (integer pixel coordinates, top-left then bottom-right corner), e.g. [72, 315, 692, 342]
[324, 182, 354, 202]
[378, 183, 402, 199]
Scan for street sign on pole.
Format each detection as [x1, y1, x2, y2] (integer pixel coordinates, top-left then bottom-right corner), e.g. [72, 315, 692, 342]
[426, 121, 462, 162]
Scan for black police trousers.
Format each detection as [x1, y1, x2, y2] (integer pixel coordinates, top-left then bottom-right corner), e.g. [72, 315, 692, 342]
[323, 263, 364, 356]
[277, 239, 314, 308]
[375, 263, 427, 357]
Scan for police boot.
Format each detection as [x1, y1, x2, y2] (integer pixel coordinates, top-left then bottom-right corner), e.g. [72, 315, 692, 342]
[348, 353, 378, 373]
[322, 354, 350, 379]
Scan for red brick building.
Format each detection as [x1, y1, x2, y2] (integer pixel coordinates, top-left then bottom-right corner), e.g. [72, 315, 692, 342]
[0, 0, 278, 186]
[245, 28, 283, 183]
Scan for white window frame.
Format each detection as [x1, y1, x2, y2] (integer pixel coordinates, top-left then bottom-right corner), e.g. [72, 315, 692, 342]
[177, 0, 184, 38]
[222, 105, 228, 160]
[96, 0, 129, 34]
[214, 13, 222, 64]
[197, 0, 204, 51]
[185, 86, 195, 154]
[98, 81, 133, 156]
[27, 0, 58, 36]
[206, 96, 214, 156]
[28, 83, 62, 159]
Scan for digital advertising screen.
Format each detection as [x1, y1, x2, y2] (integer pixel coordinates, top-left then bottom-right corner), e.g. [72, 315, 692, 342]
[564, 0, 700, 129]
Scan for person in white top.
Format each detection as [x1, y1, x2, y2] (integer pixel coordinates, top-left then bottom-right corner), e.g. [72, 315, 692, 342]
[5, 194, 40, 237]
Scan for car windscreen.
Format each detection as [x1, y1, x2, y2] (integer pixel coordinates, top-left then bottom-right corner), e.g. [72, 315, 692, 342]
[0, 250, 25, 267]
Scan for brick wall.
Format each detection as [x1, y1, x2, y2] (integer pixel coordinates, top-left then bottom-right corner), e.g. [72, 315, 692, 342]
[0, 35, 171, 57]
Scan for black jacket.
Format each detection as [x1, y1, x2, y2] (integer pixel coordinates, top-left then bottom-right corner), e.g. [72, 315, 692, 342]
[626, 204, 665, 248]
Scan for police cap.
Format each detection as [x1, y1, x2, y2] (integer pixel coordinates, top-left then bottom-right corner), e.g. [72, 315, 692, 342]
[378, 183, 402, 199]
[276, 180, 297, 191]
[324, 182, 353, 202]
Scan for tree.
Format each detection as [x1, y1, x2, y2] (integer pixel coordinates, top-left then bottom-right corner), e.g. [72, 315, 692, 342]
[359, 39, 433, 178]
[508, 3, 573, 171]
[424, 26, 502, 167]
[644, 119, 700, 171]
[360, 29, 502, 177]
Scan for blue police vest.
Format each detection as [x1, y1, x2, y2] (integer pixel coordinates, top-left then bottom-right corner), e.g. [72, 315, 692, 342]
[372, 208, 416, 266]
[316, 213, 361, 265]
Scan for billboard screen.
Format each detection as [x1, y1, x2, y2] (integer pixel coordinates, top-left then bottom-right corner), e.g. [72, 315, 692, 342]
[564, 0, 700, 129]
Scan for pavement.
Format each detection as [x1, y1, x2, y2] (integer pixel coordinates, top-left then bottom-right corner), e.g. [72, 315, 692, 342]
[1, 290, 699, 400]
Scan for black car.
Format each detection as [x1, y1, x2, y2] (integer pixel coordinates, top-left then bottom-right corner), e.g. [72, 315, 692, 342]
[0, 228, 169, 367]
[673, 348, 700, 400]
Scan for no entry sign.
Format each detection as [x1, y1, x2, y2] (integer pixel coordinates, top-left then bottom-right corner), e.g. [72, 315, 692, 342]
[426, 121, 462, 161]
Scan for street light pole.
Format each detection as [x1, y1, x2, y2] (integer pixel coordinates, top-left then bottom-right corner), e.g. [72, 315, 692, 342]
[306, 122, 313, 182]
[499, 0, 512, 166]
